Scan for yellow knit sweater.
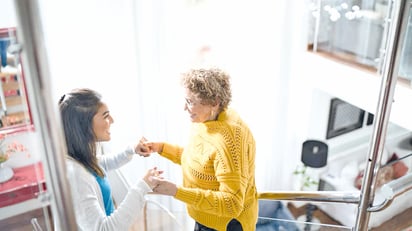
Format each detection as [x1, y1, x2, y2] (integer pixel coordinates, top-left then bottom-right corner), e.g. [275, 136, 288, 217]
[160, 109, 258, 231]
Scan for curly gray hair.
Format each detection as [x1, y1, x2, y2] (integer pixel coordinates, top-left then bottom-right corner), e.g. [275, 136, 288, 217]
[181, 68, 232, 111]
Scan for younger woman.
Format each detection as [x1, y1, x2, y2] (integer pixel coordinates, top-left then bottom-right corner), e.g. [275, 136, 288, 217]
[59, 88, 162, 231]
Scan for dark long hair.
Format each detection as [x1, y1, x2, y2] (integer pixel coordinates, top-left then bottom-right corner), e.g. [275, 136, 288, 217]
[58, 88, 104, 176]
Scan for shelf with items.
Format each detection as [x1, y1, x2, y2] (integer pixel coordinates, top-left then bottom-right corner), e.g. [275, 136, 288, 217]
[0, 71, 31, 128]
[0, 162, 47, 220]
[0, 162, 45, 206]
[0, 21, 46, 229]
[0, 27, 33, 134]
[0, 1, 78, 230]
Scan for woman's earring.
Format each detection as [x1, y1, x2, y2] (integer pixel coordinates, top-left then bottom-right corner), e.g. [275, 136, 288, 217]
[211, 110, 215, 119]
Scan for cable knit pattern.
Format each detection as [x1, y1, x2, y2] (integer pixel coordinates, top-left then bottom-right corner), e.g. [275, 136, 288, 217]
[160, 109, 258, 231]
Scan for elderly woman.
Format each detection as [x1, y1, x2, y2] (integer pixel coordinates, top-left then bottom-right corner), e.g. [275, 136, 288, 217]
[137, 68, 258, 231]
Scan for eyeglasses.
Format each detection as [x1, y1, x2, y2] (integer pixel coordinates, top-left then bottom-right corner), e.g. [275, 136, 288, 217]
[185, 98, 195, 107]
[185, 98, 202, 108]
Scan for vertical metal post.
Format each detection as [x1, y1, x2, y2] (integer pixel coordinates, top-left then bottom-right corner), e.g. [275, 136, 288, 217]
[354, 0, 410, 230]
[312, 0, 322, 52]
[13, 0, 77, 230]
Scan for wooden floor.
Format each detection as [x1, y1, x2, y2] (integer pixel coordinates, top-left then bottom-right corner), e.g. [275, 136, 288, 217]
[288, 203, 412, 231]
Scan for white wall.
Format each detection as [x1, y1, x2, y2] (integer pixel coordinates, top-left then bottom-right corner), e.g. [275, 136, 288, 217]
[38, 0, 143, 145]
[0, 0, 17, 28]
[36, 0, 311, 194]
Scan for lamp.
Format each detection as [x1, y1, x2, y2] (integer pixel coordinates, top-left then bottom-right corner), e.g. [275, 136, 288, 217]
[298, 140, 328, 231]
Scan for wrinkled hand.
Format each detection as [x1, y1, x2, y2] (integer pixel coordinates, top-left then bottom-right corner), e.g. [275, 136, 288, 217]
[152, 179, 178, 196]
[143, 167, 164, 189]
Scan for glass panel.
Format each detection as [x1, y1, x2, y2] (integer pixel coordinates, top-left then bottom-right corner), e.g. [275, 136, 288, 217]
[318, 130, 412, 229]
[398, 9, 412, 81]
[257, 217, 352, 231]
[256, 200, 354, 231]
[309, 0, 412, 82]
[0, 208, 53, 231]
[308, 0, 387, 68]
[140, 199, 189, 231]
[313, 0, 386, 68]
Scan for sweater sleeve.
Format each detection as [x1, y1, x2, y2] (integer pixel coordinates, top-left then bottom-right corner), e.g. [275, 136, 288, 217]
[159, 143, 184, 165]
[66, 159, 152, 231]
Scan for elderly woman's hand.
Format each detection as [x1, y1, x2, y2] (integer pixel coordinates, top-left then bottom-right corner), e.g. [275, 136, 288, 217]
[152, 179, 178, 196]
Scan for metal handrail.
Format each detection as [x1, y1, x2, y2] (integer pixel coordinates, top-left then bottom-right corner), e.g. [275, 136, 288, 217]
[258, 169, 412, 212]
[258, 191, 360, 204]
[371, 172, 412, 212]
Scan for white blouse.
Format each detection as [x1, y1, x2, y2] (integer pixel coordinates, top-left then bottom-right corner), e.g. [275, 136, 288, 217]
[65, 147, 152, 231]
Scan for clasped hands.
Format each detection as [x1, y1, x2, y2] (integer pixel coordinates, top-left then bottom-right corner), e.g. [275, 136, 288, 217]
[138, 137, 177, 196]
[135, 136, 164, 157]
[143, 167, 178, 196]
